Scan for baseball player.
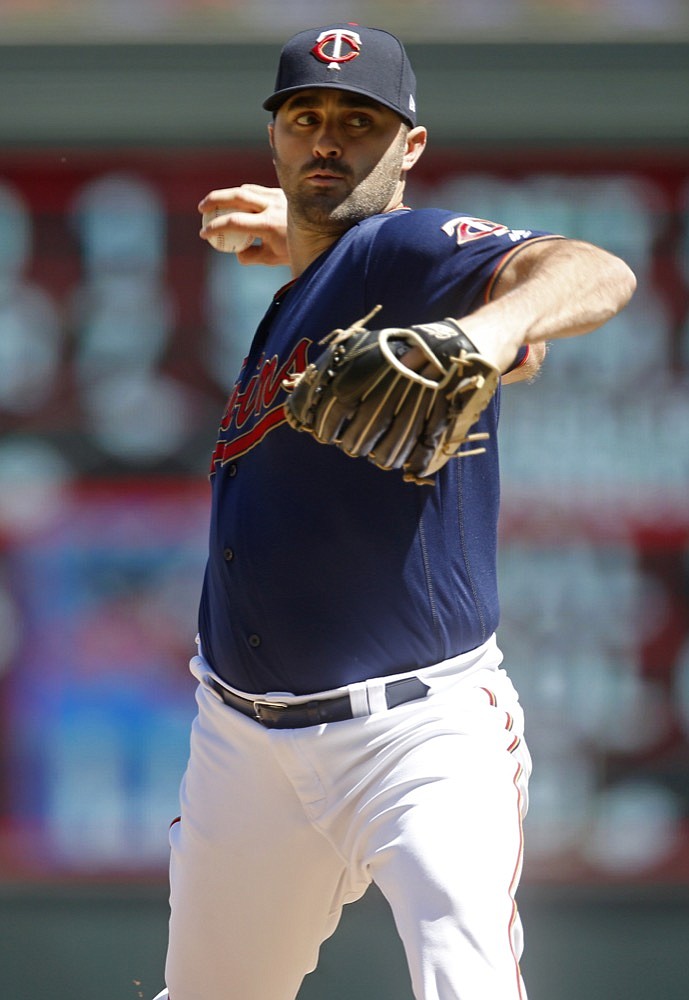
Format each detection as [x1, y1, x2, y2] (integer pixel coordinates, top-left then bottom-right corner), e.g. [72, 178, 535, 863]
[152, 24, 636, 1000]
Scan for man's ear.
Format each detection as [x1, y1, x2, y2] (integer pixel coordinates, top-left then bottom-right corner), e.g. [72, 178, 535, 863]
[401, 125, 427, 173]
[267, 122, 275, 150]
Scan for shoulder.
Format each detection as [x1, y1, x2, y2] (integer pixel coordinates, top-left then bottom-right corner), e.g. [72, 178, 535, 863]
[349, 209, 465, 271]
[357, 207, 458, 245]
[355, 208, 550, 258]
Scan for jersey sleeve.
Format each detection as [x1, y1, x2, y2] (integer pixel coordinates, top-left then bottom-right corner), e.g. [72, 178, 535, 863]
[361, 208, 558, 327]
[506, 344, 530, 374]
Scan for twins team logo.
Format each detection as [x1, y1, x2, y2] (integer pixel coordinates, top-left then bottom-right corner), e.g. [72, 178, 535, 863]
[311, 29, 362, 71]
[209, 339, 310, 474]
[442, 216, 532, 245]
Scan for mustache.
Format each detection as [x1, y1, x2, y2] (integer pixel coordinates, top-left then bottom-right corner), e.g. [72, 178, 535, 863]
[302, 159, 352, 178]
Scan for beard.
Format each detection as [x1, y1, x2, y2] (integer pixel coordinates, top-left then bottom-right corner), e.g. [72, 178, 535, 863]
[275, 130, 409, 235]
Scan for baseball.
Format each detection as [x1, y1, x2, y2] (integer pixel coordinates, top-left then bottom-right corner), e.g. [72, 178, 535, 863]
[202, 208, 254, 253]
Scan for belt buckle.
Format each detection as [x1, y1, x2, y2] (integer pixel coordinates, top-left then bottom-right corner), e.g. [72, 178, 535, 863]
[253, 698, 289, 722]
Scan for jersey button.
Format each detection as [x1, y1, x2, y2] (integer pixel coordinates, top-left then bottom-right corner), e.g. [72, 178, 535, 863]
[223, 547, 234, 561]
[248, 634, 261, 648]
[227, 463, 238, 477]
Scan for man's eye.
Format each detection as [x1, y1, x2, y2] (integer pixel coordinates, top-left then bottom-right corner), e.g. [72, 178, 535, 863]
[348, 115, 371, 128]
[294, 112, 318, 126]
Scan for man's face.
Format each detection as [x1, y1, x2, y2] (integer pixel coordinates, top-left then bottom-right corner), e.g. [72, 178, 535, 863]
[269, 88, 412, 234]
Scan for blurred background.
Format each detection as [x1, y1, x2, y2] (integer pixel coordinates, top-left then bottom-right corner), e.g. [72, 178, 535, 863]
[1, 2, 689, 999]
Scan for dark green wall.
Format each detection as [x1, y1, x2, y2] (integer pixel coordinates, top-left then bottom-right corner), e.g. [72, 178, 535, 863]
[1, 42, 687, 149]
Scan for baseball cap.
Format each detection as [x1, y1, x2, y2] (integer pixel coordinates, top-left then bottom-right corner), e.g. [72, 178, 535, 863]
[262, 24, 417, 127]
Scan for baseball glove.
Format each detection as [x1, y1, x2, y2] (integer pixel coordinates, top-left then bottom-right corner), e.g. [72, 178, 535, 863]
[282, 305, 501, 485]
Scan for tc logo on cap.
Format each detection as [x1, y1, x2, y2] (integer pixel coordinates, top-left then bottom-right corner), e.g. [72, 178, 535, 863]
[311, 29, 361, 72]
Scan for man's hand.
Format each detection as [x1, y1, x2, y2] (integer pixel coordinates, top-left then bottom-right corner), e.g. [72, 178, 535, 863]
[198, 184, 289, 267]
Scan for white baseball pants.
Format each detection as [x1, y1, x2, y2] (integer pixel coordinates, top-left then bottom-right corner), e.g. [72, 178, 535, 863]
[162, 635, 531, 1000]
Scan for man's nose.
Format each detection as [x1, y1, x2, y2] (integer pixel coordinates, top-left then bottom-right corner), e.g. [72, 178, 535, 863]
[312, 125, 343, 160]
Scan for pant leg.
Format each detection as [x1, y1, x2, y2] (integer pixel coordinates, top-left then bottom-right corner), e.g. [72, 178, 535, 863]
[164, 681, 350, 1000]
[355, 672, 531, 1000]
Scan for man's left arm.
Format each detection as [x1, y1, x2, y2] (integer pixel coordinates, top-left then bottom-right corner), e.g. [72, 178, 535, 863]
[459, 238, 637, 376]
[282, 236, 635, 484]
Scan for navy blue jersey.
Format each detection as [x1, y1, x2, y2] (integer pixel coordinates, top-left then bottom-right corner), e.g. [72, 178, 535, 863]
[198, 208, 555, 695]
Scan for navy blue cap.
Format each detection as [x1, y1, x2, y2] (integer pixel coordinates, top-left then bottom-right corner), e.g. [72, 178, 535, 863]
[263, 24, 417, 127]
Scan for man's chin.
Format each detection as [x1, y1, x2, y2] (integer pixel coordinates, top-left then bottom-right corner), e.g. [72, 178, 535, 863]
[295, 196, 361, 230]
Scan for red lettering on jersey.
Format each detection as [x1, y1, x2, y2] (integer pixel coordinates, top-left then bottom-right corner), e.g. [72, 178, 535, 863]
[212, 407, 289, 469]
[210, 338, 311, 474]
[234, 372, 261, 428]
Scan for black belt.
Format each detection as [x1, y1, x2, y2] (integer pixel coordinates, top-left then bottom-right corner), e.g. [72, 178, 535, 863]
[208, 675, 431, 729]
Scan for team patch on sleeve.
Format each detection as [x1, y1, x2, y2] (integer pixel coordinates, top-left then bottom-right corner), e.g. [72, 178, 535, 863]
[441, 216, 533, 245]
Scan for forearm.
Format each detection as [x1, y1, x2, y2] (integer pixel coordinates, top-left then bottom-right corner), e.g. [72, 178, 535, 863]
[459, 238, 637, 373]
